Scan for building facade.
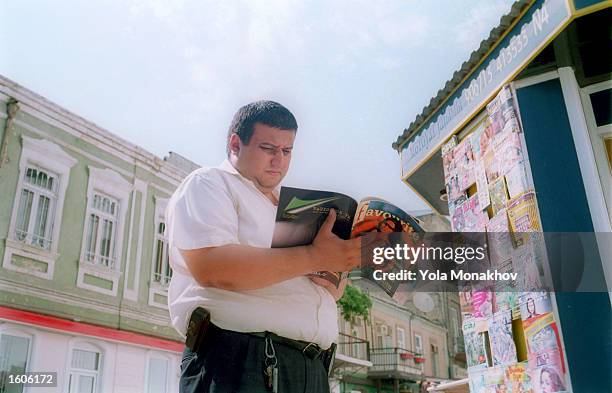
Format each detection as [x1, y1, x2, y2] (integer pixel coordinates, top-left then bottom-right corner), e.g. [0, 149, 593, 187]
[0, 76, 196, 393]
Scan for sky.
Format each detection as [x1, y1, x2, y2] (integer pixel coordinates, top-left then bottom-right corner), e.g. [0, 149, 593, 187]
[0, 0, 515, 214]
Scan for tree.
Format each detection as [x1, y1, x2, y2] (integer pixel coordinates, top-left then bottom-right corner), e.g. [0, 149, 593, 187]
[338, 284, 372, 327]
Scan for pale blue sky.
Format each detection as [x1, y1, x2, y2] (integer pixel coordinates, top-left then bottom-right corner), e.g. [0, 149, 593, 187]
[0, 0, 514, 214]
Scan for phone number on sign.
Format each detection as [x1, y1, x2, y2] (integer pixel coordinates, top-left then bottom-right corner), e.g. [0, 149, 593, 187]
[5, 372, 58, 387]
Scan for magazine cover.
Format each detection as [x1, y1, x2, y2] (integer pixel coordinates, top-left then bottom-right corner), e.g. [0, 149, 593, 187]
[351, 198, 423, 237]
[523, 312, 563, 364]
[442, 148, 456, 183]
[455, 137, 477, 191]
[484, 150, 501, 183]
[497, 129, 524, 175]
[504, 362, 534, 393]
[478, 119, 494, 159]
[460, 194, 489, 232]
[463, 319, 489, 370]
[469, 366, 505, 393]
[475, 160, 490, 210]
[507, 191, 541, 233]
[450, 195, 467, 232]
[519, 293, 552, 324]
[486, 209, 513, 267]
[489, 177, 509, 216]
[489, 309, 518, 366]
[446, 174, 464, 203]
[492, 258, 517, 313]
[471, 287, 493, 319]
[506, 162, 530, 199]
[529, 349, 567, 393]
[512, 245, 544, 292]
[459, 286, 475, 321]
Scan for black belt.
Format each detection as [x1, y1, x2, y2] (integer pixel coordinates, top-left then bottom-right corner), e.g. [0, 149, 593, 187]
[249, 331, 325, 359]
[203, 322, 326, 359]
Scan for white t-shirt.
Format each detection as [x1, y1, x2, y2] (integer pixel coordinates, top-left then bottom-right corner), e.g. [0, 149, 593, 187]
[166, 160, 338, 349]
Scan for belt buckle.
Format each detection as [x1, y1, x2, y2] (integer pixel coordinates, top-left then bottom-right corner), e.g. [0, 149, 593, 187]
[302, 342, 322, 359]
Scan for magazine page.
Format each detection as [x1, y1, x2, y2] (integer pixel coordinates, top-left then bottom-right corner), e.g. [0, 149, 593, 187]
[351, 197, 424, 297]
[271, 186, 358, 287]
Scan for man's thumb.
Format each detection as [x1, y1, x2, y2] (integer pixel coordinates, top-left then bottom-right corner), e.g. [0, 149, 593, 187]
[320, 209, 337, 233]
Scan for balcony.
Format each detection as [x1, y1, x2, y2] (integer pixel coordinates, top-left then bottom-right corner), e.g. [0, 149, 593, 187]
[368, 347, 424, 381]
[334, 333, 372, 368]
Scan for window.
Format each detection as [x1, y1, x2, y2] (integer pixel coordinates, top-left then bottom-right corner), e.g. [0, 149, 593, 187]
[152, 221, 171, 286]
[146, 357, 169, 393]
[14, 167, 58, 250]
[396, 327, 406, 350]
[414, 334, 424, 371]
[149, 197, 171, 308]
[4, 136, 76, 279]
[414, 334, 422, 354]
[0, 334, 30, 393]
[77, 166, 131, 296]
[431, 343, 439, 376]
[83, 193, 119, 268]
[68, 348, 101, 393]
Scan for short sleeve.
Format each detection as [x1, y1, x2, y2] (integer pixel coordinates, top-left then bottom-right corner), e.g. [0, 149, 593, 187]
[166, 171, 239, 251]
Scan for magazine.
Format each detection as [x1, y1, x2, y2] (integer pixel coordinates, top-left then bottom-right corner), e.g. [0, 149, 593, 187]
[507, 191, 542, 234]
[489, 309, 518, 366]
[523, 312, 563, 367]
[271, 187, 423, 290]
[529, 349, 567, 393]
[455, 137, 477, 191]
[489, 177, 509, 216]
[475, 160, 490, 210]
[469, 366, 505, 393]
[506, 162, 530, 199]
[463, 319, 489, 369]
[504, 362, 534, 393]
[486, 209, 513, 265]
[512, 245, 544, 292]
[458, 194, 489, 232]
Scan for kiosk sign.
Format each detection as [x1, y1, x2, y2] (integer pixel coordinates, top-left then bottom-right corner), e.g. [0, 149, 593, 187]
[400, 0, 571, 176]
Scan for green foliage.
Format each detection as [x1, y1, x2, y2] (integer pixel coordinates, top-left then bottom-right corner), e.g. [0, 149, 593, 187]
[338, 284, 372, 327]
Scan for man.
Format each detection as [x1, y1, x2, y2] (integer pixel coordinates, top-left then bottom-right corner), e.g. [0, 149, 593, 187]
[166, 101, 361, 392]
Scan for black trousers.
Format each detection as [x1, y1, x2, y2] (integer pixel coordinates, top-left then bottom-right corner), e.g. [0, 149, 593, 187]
[179, 329, 331, 393]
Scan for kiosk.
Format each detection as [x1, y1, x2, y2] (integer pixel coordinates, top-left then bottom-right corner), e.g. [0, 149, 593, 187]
[393, 1, 611, 392]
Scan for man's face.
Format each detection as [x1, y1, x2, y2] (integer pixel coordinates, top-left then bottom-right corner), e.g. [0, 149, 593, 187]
[230, 122, 295, 192]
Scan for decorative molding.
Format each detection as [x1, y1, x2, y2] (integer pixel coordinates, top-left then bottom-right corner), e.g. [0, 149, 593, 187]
[77, 263, 122, 296]
[131, 179, 149, 302]
[148, 285, 169, 310]
[123, 189, 139, 302]
[0, 277, 172, 326]
[0, 76, 189, 183]
[21, 135, 78, 170]
[16, 118, 135, 180]
[87, 166, 132, 199]
[2, 241, 58, 280]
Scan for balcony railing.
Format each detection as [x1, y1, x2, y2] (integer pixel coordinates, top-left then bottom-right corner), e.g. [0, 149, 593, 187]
[369, 347, 424, 378]
[337, 333, 370, 362]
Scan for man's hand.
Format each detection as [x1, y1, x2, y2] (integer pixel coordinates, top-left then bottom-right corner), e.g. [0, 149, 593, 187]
[308, 275, 348, 301]
[309, 209, 362, 272]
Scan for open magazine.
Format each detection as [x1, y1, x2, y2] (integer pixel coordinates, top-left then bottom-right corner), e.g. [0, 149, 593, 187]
[271, 186, 424, 293]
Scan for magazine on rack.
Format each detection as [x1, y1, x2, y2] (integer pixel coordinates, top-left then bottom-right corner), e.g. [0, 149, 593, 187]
[271, 187, 424, 294]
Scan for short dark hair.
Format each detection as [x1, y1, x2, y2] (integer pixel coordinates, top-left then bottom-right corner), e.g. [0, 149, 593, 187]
[227, 101, 298, 155]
